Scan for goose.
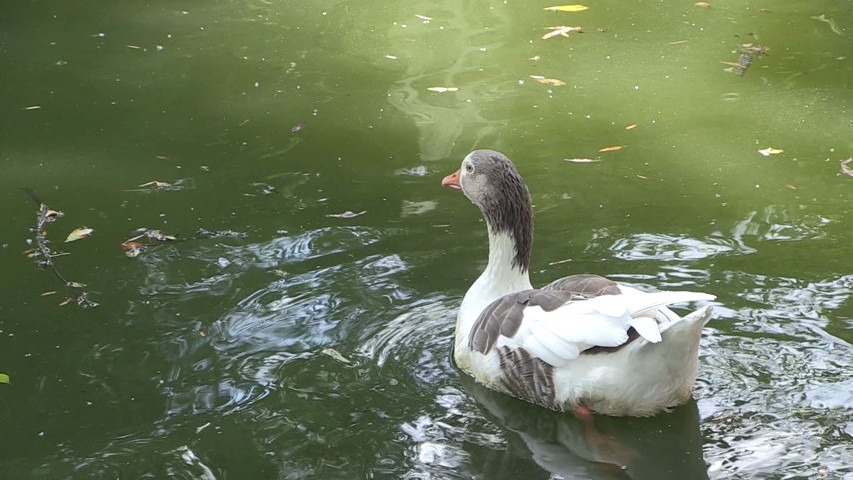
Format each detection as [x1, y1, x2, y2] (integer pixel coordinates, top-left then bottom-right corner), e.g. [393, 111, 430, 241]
[441, 149, 715, 417]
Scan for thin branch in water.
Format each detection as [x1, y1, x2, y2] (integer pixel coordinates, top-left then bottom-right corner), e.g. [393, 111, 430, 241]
[27, 195, 99, 308]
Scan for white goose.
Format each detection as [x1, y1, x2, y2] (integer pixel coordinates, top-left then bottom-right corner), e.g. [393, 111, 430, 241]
[441, 150, 715, 417]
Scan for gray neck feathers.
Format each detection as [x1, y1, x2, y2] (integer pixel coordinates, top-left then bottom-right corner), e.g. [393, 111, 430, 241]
[480, 163, 533, 272]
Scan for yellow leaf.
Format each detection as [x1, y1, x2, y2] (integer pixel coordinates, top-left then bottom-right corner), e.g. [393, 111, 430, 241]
[598, 145, 624, 153]
[757, 147, 783, 157]
[544, 5, 589, 12]
[0, 373, 9, 384]
[65, 227, 94, 243]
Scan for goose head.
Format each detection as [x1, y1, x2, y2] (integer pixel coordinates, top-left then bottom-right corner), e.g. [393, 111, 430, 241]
[442, 150, 533, 272]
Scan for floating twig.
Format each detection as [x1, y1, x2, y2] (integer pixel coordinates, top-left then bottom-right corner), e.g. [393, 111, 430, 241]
[25, 193, 99, 308]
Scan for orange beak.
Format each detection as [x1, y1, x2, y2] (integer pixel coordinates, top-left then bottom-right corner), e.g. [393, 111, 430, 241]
[442, 169, 462, 191]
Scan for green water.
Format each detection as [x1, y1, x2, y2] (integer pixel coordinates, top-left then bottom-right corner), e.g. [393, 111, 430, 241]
[1, 0, 851, 478]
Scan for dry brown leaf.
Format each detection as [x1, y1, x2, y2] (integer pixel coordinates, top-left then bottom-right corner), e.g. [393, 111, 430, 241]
[598, 145, 624, 153]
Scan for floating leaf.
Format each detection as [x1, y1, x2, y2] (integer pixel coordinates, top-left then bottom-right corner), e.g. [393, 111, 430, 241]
[384, 54, 398, 60]
[637, 174, 649, 180]
[65, 227, 94, 243]
[564, 158, 600, 163]
[694, 2, 711, 8]
[125, 228, 178, 243]
[598, 145, 624, 153]
[137, 180, 173, 189]
[529, 75, 566, 86]
[121, 241, 145, 258]
[625, 124, 637, 130]
[41, 291, 58, 297]
[758, 147, 783, 157]
[542, 25, 583, 39]
[426, 87, 458, 93]
[58, 298, 72, 306]
[43, 209, 63, 222]
[544, 5, 589, 12]
[668, 40, 689, 45]
[812, 14, 842, 35]
[415, 14, 433, 21]
[272, 269, 287, 277]
[24, 105, 42, 111]
[291, 123, 304, 133]
[326, 210, 366, 219]
[841, 158, 853, 177]
[0, 373, 9, 384]
[784, 184, 797, 190]
[322, 348, 351, 364]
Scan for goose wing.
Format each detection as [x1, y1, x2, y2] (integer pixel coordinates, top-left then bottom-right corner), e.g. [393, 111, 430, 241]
[468, 281, 714, 367]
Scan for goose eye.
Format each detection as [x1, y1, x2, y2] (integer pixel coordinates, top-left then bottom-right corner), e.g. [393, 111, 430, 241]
[465, 163, 473, 173]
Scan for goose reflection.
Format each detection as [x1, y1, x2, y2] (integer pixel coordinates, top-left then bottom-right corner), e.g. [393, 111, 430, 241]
[462, 376, 709, 480]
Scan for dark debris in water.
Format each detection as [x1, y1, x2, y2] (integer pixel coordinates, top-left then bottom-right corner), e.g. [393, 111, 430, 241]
[23, 191, 99, 308]
[722, 38, 770, 76]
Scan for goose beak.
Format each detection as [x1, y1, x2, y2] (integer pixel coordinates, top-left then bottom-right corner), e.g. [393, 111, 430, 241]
[442, 169, 462, 191]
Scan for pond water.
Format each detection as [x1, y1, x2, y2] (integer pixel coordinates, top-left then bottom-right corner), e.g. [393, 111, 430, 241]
[1, 0, 851, 478]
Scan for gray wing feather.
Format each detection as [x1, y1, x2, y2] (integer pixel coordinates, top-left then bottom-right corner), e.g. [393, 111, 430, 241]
[469, 274, 624, 354]
[498, 346, 559, 411]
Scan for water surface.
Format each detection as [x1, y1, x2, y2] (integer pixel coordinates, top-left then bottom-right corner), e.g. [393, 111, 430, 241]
[1, 0, 851, 478]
